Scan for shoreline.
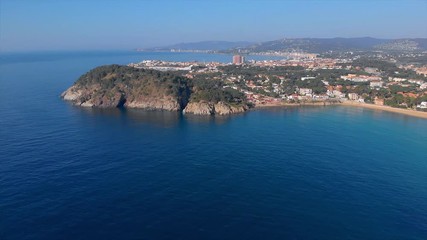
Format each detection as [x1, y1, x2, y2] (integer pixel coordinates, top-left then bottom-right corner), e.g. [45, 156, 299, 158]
[255, 102, 341, 108]
[254, 101, 427, 119]
[254, 101, 341, 108]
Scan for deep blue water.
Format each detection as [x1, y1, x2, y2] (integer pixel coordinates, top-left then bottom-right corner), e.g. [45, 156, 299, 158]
[1, 51, 427, 240]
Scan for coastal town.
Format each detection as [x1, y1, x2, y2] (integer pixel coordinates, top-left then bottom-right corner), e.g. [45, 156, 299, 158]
[128, 52, 427, 113]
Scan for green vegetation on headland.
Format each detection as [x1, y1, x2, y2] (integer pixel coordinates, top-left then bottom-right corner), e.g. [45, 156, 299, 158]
[75, 64, 189, 97]
[190, 74, 246, 105]
[62, 64, 249, 115]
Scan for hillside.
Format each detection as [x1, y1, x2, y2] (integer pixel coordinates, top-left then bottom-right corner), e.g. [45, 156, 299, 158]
[230, 37, 427, 53]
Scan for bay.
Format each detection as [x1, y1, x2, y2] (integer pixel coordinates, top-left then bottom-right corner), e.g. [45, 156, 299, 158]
[1, 51, 426, 240]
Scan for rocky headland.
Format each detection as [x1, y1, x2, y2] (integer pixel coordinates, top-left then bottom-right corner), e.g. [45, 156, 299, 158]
[62, 64, 249, 115]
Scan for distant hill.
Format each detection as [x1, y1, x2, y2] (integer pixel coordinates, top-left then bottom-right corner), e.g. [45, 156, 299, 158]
[141, 38, 427, 53]
[145, 41, 253, 51]
[236, 37, 427, 53]
[374, 39, 427, 51]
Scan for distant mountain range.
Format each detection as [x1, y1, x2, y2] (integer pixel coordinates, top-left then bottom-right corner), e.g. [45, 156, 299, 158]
[143, 38, 427, 53]
[143, 41, 253, 51]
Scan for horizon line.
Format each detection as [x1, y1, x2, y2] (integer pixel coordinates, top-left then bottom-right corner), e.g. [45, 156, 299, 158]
[2, 36, 427, 53]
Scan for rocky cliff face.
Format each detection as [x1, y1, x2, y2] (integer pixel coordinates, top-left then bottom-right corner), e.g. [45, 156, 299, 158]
[183, 101, 247, 115]
[213, 101, 248, 115]
[62, 85, 184, 111]
[125, 98, 181, 111]
[62, 85, 127, 108]
[183, 102, 214, 115]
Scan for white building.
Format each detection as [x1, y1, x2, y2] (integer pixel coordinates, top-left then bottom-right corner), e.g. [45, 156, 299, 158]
[409, 79, 425, 85]
[417, 102, 427, 109]
[348, 93, 359, 101]
[327, 90, 346, 99]
[299, 88, 313, 96]
[301, 77, 316, 81]
[390, 77, 407, 82]
[370, 81, 383, 88]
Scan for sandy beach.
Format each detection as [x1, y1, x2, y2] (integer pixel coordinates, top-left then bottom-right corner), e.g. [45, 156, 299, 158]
[341, 101, 427, 119]
[255, 101, 427, 119]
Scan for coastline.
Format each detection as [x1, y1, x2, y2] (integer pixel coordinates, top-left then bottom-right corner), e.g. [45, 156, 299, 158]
[255, 101, 427, 119]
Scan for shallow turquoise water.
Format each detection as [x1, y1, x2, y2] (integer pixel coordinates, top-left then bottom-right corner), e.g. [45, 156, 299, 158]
[1, 51, 427, 240]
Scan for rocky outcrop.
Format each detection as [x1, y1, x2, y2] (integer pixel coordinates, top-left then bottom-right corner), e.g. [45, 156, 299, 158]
[183, 101, 247, 115]
[183, 102, 215, 115]
[214, 101, 248, 115]
[61, 85, 126, 108]
[61, 86, 83, 101]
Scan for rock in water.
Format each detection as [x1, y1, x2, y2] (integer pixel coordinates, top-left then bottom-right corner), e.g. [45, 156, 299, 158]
[214, 101, 247, 115]
[183, 101, 247, 115]
[183, 102, 215, 115]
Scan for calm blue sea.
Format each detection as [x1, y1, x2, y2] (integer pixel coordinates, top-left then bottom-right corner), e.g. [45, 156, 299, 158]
[1, 51, 427, 240]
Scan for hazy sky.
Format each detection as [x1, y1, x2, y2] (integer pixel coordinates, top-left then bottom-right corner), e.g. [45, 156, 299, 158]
[1, 0, 426, 52]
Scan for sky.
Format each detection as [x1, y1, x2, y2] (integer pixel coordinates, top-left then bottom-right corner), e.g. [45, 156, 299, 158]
[1, 0, 426, 52]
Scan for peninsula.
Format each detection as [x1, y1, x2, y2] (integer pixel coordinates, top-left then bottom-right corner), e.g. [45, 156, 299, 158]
[62, 64, 249, 115]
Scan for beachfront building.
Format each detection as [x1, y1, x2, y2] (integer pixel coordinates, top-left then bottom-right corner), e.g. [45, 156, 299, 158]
[417, 102, 427, 109]
[348, 93, 359, 101]
[327, 90, 346, 99]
